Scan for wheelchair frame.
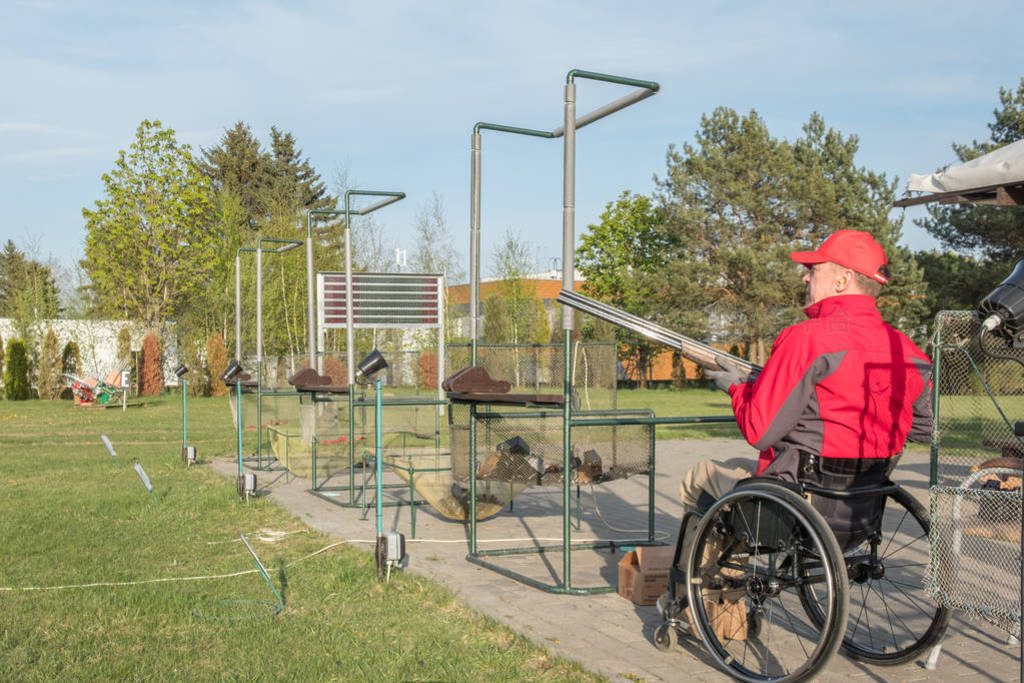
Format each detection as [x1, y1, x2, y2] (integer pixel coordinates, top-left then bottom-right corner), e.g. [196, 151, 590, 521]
[654, 477, 951, 682]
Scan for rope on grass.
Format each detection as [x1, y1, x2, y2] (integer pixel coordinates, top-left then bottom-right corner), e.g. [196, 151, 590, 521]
[0, 532, 646, 593]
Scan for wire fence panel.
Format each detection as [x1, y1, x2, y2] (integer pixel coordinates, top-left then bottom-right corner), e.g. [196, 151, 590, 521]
[929, 310, 1022, 636]
[445, 342, 618, 411]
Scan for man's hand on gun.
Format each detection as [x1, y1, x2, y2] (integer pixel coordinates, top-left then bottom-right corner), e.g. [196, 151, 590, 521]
[705, 359, 759, 393]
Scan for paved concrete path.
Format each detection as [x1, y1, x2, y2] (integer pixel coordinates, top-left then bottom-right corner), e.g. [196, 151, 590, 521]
[211, 439, 1020, 682]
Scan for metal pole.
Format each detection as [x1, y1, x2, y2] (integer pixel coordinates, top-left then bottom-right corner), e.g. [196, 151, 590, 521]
[561, 79, 576, 590]
[438, 274, 446, 416]
[375, 378, 383, 536]
[235, 251, 242, 361]
[470, 131, 481, 364]
[256, 245, 263, 468]
[305, 213, 316, 369]
[181, 377, 187, 449]
[344, 193, 356, 387]
[236, 379, 244, 478]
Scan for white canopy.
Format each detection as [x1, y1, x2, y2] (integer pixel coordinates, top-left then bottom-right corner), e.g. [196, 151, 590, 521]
[907, 139, 1024, 193]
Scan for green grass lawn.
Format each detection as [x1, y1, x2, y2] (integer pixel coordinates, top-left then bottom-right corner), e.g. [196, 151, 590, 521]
[0, 396, 598, 681]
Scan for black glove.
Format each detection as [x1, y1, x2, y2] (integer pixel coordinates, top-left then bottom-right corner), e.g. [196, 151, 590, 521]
[705, 363, 757, 392]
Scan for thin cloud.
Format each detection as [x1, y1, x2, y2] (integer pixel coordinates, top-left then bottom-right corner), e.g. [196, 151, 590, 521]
[1, 146, 96, 162]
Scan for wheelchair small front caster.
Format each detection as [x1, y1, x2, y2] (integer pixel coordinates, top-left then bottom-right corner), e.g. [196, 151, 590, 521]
[654, 622, 675, 651]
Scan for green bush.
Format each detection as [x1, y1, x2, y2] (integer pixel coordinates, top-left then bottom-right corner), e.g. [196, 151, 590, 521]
[61, 340, 80, 377]
[205, 333, 228, 397]
[4, 338, 30, 400]
[36, 327, 63, 400]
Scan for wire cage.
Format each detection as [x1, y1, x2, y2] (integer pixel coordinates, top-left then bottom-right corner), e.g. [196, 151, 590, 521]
[929, 310, 1023, 637]
[445, 342, 618, 412]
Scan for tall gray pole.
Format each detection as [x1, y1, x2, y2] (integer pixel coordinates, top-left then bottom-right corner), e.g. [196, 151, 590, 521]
[562, 81, 576, 332]
[344, 194, 356, 386]
[470, 131, 482, 363]
[306, 217, 316, 369]
[561, 78, 576, 589]
[256, 246, 263, 374]
[235, 252, 242, 361]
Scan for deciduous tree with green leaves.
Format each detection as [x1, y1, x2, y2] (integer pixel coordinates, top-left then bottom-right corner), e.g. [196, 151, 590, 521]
[82, 119, 216, 329]
[577, 191, 671, 387]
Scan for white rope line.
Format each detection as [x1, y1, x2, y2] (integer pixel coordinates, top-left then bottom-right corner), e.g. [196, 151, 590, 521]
[0, 540, 345, 593]
[0, 532, 640, 592]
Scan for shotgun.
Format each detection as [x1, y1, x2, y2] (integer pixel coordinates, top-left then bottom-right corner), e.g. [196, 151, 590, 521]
[556, 289, 761, 375]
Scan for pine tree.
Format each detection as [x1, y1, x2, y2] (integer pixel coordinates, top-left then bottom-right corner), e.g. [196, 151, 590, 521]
[37, 327, 62, 400]
[61, 340, 80, 377]
[4, 338, 30, 400]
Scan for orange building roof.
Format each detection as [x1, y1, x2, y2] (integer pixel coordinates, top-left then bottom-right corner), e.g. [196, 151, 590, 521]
[447, 279, 584, 305]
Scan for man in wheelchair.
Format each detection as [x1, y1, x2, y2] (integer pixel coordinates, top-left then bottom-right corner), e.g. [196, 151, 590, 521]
[683, 228, 932, 530]
[657, 230, 945, 679]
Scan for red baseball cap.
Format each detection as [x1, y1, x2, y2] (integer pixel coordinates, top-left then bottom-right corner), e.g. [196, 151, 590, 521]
[790, 229, 889, 284]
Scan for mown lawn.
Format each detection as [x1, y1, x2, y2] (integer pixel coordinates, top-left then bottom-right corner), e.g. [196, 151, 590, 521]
[0, 396, 599, 681]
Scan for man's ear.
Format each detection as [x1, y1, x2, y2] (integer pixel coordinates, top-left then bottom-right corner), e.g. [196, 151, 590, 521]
[835, 268, 854, 292]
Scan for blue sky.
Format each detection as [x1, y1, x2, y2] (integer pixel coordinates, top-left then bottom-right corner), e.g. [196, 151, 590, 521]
[2, 1, 1022, 284]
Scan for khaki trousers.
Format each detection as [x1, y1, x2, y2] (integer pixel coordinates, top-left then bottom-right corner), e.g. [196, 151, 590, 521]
[679, 458, 753, 514]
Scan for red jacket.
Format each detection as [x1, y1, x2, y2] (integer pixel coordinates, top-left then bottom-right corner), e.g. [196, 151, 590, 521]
[728, 295, 933, 475]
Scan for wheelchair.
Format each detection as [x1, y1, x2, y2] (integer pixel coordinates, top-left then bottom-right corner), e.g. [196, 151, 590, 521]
[654, 462, 951, 682]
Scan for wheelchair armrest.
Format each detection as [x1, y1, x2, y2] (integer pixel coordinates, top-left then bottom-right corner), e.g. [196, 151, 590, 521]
[735, 476, 902, 500]
[801, 481, 901, 499]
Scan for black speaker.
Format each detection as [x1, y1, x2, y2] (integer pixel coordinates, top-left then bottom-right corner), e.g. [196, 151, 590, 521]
[355, 350, 388, 383]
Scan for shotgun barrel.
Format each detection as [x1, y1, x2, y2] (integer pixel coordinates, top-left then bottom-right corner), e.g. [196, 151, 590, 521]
[556, 289, 760, 375]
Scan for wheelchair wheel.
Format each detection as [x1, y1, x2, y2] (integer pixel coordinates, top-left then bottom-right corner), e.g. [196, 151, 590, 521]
[686, 484, 848, 682]
[799, 487, 951, 665]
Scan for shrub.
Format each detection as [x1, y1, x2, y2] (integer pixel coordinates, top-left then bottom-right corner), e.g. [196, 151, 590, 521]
[4, 338, 30, 400]
[139, 332, 163, 396]
[206, 333, 228, 397]
[37, 327, 63, 400]
[0, 329, 5, 382]
[60, 341, 80, 399]
[61, 340, 80, 377]
[183, 340, 207, 398]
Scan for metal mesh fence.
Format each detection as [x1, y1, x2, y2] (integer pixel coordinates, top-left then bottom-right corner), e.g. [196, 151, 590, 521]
[448, 403, 652, 489]
[445, 342, 618, 412]
[930, 310, 1023, 635]
[930, 486, 1021, 635]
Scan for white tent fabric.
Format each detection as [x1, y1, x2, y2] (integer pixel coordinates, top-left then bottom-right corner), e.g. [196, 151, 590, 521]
[907, 139, 1024, 193]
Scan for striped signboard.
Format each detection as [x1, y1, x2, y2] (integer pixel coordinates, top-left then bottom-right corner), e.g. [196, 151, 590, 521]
[318, 272, 443, 329]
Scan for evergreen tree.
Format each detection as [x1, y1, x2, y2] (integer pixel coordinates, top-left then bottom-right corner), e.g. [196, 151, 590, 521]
[4, 338, 30, 400]
[917, 77, 1024, 262]
[200, 122, 271, 227]
[654, 108, 928, 359]
[37, 327, 62, 400]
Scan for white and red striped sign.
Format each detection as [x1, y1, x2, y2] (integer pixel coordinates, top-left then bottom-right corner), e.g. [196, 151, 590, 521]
[317, 272, 443, 329]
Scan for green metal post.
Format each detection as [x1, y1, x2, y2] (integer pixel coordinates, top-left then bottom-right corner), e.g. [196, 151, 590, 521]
[235, 379, 244, 478]
[469, 402, 478, 556]
[181, 377, 187, 449]
[930, 314, 943, 487]
[375, 379, 384, 537]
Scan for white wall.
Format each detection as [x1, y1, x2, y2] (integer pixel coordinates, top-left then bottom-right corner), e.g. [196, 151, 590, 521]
[0, 318, 177, 387]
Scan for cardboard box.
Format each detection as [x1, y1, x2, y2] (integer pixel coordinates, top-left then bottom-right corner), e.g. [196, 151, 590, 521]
[617, 546, 675, 605]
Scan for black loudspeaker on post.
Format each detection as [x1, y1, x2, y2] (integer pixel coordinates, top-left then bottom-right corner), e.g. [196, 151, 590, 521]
[355, 350, 388, 383]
